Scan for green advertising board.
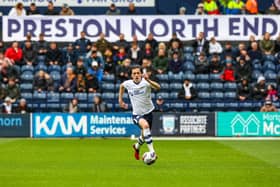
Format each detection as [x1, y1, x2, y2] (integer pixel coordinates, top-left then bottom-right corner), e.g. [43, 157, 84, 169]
[217, 112, 280, 137]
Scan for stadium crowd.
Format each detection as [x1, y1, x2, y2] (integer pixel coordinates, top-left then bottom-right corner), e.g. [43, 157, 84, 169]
[1, 0, 280, 113]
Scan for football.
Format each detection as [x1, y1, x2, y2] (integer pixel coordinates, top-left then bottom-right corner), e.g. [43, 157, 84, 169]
[142, 152, 156, 165]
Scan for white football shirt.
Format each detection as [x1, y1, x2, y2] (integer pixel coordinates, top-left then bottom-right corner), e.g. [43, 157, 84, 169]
[122, 78, 154, 115]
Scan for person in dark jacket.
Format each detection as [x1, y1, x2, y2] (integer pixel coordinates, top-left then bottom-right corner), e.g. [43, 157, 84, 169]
[92, 95, 108, 112]
[59, 67, 77, 92]
[127, 2, 137, 15]
[192, 32, 209, 56]
[4, 78, 20, 103]
[154, 95, 168, 112]
[45, 42, 62, 66]
[144, 33, 158, 50]
[209, 55, 223, 74]
[62, 44, 77, 66]
[74, 31, 92, 57]
[44, 1, 59, 15]
[33, 70, 48, 92]
[194, 51, 209, 74]
[168, 52, 184, 74]
[15, 98, 30, 113]
[36, 33, 48, 56]
[75, 58, 87, 76]
[237, 78, 251, 101]
[252, 76, 267, 100]
[27, 3, 40, 15]
[23, 40, 37, 65]
[248, 41, 263, 62]
[178, 79, 197, 100]
[235, 56, 252, 82]
[86, 73, 99, 93]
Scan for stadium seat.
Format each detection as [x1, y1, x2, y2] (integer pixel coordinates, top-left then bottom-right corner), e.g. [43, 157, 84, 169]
[102, 92, 115, 100]
[252, 70, 263, 81]
[20, 92, 33, 103]
[60, 92, 74, 103]
[239, 101, 253, 111]
[263, 61, 276, 72]
[198, 92, 210, 99]
[210, 92, 224, 99]
[35, 63, 48, 72]
[223, 82, 237, 91]
[160, 83, 169, 91]
[224, 92, 237, 99]
[21, 65, 34, 73]
[183, 72, 195, 82]
[156, 74, 169, 82]
[196, 82, 210, 91]
[212, 102, 225, 111]
[196, 74, 209, 82]
[264, 71, 277, 81]
[170, 92, 178, 99]
[263, 55, 276, 63]
[74, 93, 88, 102]
[252, 63, 262, 71]
[20, 72, 34, 83]
[47, 103, 61, 112]
[88, 93, 101, 102]
[156, 92, 169, 99]
[209, 73, 222, 82]
[101, 83, 115, 92]
[198, 102, 212, 112]
[47, 92, 60, 103]
[210, 82, 223, 91]
[184, 55, 195, 62]
[50, 71, 61, 82]
[33, 92, 47, 111]
[184, 46, 194, 53]
[169, 102, 185, 112]
[79, 103, 88, 112]
[48, 65, 61, 73]
[183, 62, 195, 72]
[169, 83, 182, 91]
[224, 102, 239, 111]
[37, 55, 46, 62]
[189, 102, 199, 111]
[103, 74, 115, 82]
[169, 73, 183, 82]
[20, 83, 33, 92]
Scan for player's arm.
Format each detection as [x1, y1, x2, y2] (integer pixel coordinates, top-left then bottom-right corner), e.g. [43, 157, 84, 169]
[144, 74, 160, 90]
[118, 83, 128, 109]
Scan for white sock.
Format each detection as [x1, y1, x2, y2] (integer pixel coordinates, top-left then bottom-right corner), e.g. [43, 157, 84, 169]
[135, 136, 144, 149]
[143, 128, 155, 153]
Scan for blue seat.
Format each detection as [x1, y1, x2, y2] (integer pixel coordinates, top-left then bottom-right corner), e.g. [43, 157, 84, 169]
[224, 102, 239, 111]
[264, 71, 277, 81]
[183, 72, 195, 82]
[20, 83, 33, 92]
[263, 55, 276, 62]
[253, 63, 262, 71]
[189, 102, 199, 111]
[79, 103, 88, 112]
[198, 92, 210, 99]
[210, 82, 223, 91]
[50, 71, 61, 82]
[183, 62, 195, 72]
[87, 93, 101, 102]
[33, 92, 47, 111]
[170, 103, 184, 111]
[239, 101, 253, 111]
[198, 102, 212, 111]
[47, 92, 60, 103]
[169, 73, 183, 82]
[252, 70, 263, 81]
[156, 92, 169, 99]
[169, 83, 182, 91]
[47, 103, 61, 112]
[74, 93, 88, 102]
[156, 74, 169, 82]
[263, 61, 276, 71]
[184, 55, 195, 62]
[212, 102, 225, 111]
[102, 92, 115, 100]
[160, 83, 169, 91]
[37, 55, 46, 62]
[169, 92, 178, 99]
[224, 82, 237, 91]
[209, 73, 222, 82]
[35, 64, 47, 72]
[20, 92, 33, 102]
[21, 65, 34, 73]
[184, 46, 194, 53]
[101, 83, 115, 92]
[210, 92, 224, 99]
[48, 65, 61, 73]
[60, 92, 74, 103]
[103, 74, 115, 82]
[196, 74, 209, 82]
[224, 92, 237, 99]
[20, 72, 34, 83]
[196, 82, 210, 91]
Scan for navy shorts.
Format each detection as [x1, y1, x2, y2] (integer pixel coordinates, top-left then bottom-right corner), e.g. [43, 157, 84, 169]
[132, 112, 153, 129]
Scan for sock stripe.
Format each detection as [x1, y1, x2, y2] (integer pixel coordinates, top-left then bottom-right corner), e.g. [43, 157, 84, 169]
[146, 140, 153, 144]
[138, 138, 144, 145]
[144, 135, 152, 139]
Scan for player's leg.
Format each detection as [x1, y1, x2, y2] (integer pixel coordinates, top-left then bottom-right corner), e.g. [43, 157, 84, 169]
[132, 132, 144, 160]
[138, 118, 155, 153]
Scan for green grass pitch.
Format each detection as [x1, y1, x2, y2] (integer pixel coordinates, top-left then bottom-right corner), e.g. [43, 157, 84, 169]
[0, 139, 279, 187]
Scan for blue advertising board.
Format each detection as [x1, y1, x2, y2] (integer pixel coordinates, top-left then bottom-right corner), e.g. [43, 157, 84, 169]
[217, 112, 280, 137]
[32, 113, 140, 138]
[0, 114, 30, 137]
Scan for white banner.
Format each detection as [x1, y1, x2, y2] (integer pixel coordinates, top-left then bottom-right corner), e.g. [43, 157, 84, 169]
[2, 15, 280, 42]
[0, 0, 155, 7]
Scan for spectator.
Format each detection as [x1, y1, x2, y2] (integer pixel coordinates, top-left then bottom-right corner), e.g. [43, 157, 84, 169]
[220, 62, 235, 82]
[62, 44, 77, 66]
[117, 58, 131, 82]
[63, 98, 80, 113]
[59, 67, 77, 92]
[44, 1, 59, 15]
[236, 49, 251, 64]
[246, 35, 257, 51]
[4, 78, 20, 103]
[86, 74, 99, 93]
[1, 97, 13, 114]
[194, 52, 209, 74]
[260, 100, 278, 112]
[209, 37, 223, 55]
[106, 3, 120, 15]
[195, 3, 206, 15]
[75, 58, 87, 76]
[222, 42, 237, 59]
[114, 46, 128, 66]
[168, 52, 184, 74]
[158, 42, 167, 54]
[209, 55, 223, 74]
[92, 95, 108, 112]
[141, 43, 154, 60]
[145, 33, 158, 50]
[168, 40, 184, 61]
[76, 74, 87, 93]
[44, 73, 55, 92]
[0, 41, 5, 53]
[27, 3, 40, 15]
[128, 42, 142, 65]
[15, 98, 30, 113]
[87, 61, 103, 82]
[248, 41, 263, 63]
[74, 31, 92, 57]
[86, 44, 103, 60]
[203, 0, 220, 15]
[266, 84, 278, 101]
[192, 32, 209, 56]
[5, 41, 23, 65]
[266, 3, 280, 14]
[95, 33, 111, 56]
[235, 56, 252, 82]
[178, 79, 197, 100]
[127, 2, 137, 15]
[259, 32, 275, 55]
[274, 33, 280, 53]
[45, 42, 62, 66]
[23, 41, 37, 66]
[154, 95, 168, 112]
[103, 48, 115, 74]
[226, 0, 244, 14]
[37, 33, 48, 56]
[141, 58, 155, 76]
[237, 78, 251, 101]
[179, 7, 187, 15]
[60, 3, 74, 15]
[8, 2, 26, 16]
[33, 70, 48, 92]
[153, 49, 169, 74]
[252, 76, 267, 100]
[168, 33, 183, 49]
[0, 84, 6, 100]
[131, 34, 144, 50]
[0, 56, 20, 83]
[245, 0, 258, 14]
[113, 33, 129, 52]
[86, 50, 104, 69]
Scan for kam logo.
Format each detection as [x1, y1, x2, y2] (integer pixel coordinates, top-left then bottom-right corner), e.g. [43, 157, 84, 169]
[230, 114, 260, 136]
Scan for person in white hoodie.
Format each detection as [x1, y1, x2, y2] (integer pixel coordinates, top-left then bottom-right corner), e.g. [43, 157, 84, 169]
[8, 2, 26, 16]
[209, 37, 223, 55]
[178, 79, 197, 100]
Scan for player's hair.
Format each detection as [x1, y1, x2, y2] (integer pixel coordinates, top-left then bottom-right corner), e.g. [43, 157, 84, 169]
[130, 65, 142, 75]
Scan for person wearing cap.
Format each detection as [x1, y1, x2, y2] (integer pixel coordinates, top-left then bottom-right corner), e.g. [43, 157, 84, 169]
[260, 99, 278, 112]
[178, 79, 197, 100]
[27, 3, 40, 15]
[252, 76, 267, 100]
[63, 98, 81, 113]
[195, 3, 206, 15]
[1, 97, 14, 114]
[87, 60, 103, 82]
[106, 3, 120, 15]
[15, 98, 31, 113]
[44, 1, 59, 15]
[60, 3, 75, 15]
[154, 95, 168, 112]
